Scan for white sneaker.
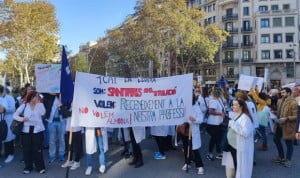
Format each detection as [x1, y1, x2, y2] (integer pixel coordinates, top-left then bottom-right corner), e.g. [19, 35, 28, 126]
[85, 166, 92, 175]
[70, 161, 80, 170]
[61, 161, 73, 168]
[197, 167, 204, 174]
[4, 155, 14, 163]
[99, 165, 105, 173]
[181, 164, 191, 171]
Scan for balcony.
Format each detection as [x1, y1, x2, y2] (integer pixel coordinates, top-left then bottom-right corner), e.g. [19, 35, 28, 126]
[241, 58, 254, 63]
[225, 28, 239, 34]
[224, 74, 239, 79]
[222, 43, 239, 49]
[222, 58, 238, 64]
[241, 42, 254, 48]
[222, 14, 238, 22]
[241, 27, 253, 33]
[219, 0, 239, 6]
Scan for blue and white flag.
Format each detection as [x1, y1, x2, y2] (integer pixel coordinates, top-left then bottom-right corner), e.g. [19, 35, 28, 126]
[60, 46, 74, 105]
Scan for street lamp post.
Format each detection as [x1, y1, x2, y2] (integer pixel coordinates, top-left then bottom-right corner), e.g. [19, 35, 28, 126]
[290, 43, 297, 82]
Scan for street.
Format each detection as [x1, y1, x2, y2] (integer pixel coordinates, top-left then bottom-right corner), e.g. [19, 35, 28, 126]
[0, 129, 299, 178]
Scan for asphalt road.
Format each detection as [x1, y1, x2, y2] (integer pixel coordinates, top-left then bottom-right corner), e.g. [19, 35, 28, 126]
[0, 129, 299, 178]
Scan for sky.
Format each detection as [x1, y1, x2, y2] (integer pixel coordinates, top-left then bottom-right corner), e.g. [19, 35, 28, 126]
[48, 0, 137, 54]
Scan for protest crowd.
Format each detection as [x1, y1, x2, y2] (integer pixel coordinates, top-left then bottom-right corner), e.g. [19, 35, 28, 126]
[0, 75, 299, 178]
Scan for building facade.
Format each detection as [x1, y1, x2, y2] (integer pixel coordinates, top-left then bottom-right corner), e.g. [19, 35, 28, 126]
[187, 0, 300, 87]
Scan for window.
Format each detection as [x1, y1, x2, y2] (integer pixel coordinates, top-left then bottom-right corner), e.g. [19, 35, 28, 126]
[261, 50, 270, 59]
[242, 50, 251, 59]
[226, 8, 233, 15]
[243, 7, 249, 16]
[286, 63, 294, 78]
[226, 67, 234, 76]
[271, 5, 279, 10]
[286, 33, 294, 42]
[243, 35, 251, 45]
[259, 5, 268, 12]
[261, 19, 269, 27]
[243, 20, 250, 30]
[256, 67, 264, 77]
[261, 34, 270, 43]
[225, 51, 234, 60]
[283, 4, 290, 10]
[286, 49, 294, 58]
[273, 17, 282, 27]
[285, 17, 294, 26]
[274, 50, 282, 59]
[273, 34, 282, 43]
[225, 22, 233, 31]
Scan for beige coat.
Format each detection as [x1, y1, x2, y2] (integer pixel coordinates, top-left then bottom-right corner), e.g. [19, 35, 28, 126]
[275, 96, 297, 140]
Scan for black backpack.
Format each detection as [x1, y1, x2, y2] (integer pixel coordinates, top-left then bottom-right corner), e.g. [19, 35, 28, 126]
[0, 113, 7, 141]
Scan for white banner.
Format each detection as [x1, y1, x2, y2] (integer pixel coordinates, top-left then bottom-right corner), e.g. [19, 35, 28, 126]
[71, 72, 193, 128]
[35, 64, 61, 93]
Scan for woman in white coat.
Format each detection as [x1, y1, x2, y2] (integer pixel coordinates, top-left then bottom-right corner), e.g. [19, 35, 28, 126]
[127, 126, 145, 168]
[84, 127, 108, 175]
[222, 99, 254, 178]
[180, 94, 204, 175]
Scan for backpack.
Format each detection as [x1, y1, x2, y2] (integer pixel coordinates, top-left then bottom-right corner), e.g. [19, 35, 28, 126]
[0, 113, 7, 141]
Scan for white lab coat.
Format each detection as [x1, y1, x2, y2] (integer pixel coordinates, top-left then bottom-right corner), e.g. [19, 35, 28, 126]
[85, 127, 108, 154]
[228, 113, 254, 178]
[189, 103, 203, 150]
[3, 94, 15, 142]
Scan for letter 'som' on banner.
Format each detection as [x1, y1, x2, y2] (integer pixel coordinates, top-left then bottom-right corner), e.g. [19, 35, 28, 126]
[71, 71, 193, 128]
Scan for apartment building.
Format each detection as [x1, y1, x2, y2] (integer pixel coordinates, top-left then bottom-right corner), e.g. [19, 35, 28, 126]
[187, 0, 300, 87]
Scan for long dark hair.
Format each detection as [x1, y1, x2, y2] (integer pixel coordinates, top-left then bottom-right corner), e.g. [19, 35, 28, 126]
[235, 99, 253, 123]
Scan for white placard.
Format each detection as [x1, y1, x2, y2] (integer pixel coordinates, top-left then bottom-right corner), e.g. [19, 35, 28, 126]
[35, 64, 61, 93]
[238, 74, 264, 91]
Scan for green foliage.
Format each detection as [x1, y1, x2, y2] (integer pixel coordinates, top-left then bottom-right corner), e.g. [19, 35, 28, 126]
[0, 0, 59, 86]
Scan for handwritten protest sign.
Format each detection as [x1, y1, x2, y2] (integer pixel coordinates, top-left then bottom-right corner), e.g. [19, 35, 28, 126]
[71, 72, 193, 128]
[238, 74, 264, 91]
[35, 64, 61, 93]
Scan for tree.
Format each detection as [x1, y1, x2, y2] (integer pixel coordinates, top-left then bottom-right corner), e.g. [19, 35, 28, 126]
[106, 0, 228, 76]
[0, 0, 59, 86]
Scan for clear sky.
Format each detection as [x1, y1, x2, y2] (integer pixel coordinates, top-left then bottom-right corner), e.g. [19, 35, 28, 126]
[48, 0, 137, 54]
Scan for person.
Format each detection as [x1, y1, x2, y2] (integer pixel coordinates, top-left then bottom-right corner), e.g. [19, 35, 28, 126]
[0, 85, 8, 168]
[46, 94, 65, 163]
[127, 126, 145, 168]
[2, 86, 16, 163]
[61, 104, 83, 170]
[294, 83, 300, 140]
[13, 90, 46, 174]
[206, 88, 225, 160]
[250, 88, 271, 151]
[84, 127, 108, 175]
[151, 125, 169, 160]
[271, 87, 297, 168]
[180, 93, 204, 175]
[222, 99, 254, 178]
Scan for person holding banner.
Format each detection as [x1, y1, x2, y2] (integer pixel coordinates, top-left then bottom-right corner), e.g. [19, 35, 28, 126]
[84, 127, 108, 175]
[180, 93, 204, 174]
[127, 127, 145, 168]
[13, 90, 46, 174]
[61, 104, 83, 171]
[151, 126, 169, 160]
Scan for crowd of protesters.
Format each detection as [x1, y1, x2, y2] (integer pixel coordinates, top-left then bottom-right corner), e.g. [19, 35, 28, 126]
[0, 80, 299, 178]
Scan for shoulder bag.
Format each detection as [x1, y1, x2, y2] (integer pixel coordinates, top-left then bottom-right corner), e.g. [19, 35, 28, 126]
[10, 104, 26, 135]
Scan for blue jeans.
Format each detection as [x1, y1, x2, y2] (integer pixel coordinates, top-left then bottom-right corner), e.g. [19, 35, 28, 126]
[48, 121, 65, 157]
[258, 125, 267, 146]
[86, 136, 105, 166]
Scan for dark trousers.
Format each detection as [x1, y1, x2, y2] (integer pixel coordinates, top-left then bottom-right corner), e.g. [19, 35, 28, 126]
[181, 134, 203, 168]
[227, 144, 237, 170]
[129, 128, 143, 162]
[65, 131, 83, 162]
[206, 124, 222, 154]
[22, 131, 45, 171]
[273, 126, 294, 160]
[154, 136, 166, 155]
[4, 140, 14, 156]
